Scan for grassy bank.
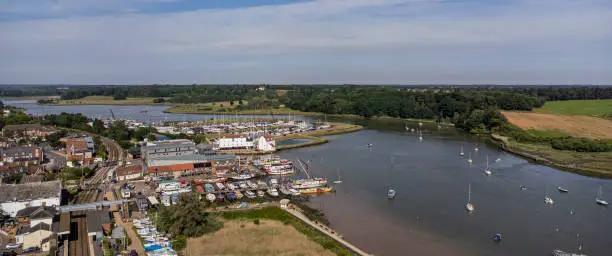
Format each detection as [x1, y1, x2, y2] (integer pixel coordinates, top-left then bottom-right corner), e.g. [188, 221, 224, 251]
[276, 135, 328, 151]
[491, 134, 612, 178]
[49, 96, 167, 105]
[220, 206, 354, 256]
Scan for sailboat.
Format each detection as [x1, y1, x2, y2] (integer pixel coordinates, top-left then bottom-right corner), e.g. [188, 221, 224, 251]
[467, 152, 473, 164]
[484, 155, 492, 176]
[596, 186, 608, 205]
[474, 143, 479, 152]
[466, 183, 474, 212]
[545, 186, 554, 205]
[333, 169, 343, 184]
[418, 129, 423, 141]
[460, 146, 464, 156]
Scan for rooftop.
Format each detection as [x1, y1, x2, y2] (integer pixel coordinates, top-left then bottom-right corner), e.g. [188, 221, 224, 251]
[0, 180, 61, 202]
[86, 210, 111, 234]
[2, 146, 39, 156]
[147, 154, 236, 167]
[116, 164, 143, 177]
[143, 139, 195, 150]
[16, 206, 57, 219]
[17, 222, 51, 235]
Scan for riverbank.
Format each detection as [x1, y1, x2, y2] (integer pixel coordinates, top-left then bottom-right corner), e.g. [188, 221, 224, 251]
[490, 134, 612, 179]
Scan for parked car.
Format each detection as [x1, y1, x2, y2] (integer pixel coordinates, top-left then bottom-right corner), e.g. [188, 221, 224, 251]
[22, 247, 40, 253]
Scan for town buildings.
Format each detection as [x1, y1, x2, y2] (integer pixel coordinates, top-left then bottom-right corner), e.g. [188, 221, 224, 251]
[255, 135, 276, 152]
[0, 180, 62, 217]
[0, 146, 43, 168]
[146, 154, 235, 177]
[61, 136, 94, 167]
[1, 124, 55, 141]
[141, 139, 196, 159]
[213, 135, 253, 150]
[115, 164, 143, 181]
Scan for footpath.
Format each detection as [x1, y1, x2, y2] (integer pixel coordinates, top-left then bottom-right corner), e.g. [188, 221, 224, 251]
[284, 206, 373, 256]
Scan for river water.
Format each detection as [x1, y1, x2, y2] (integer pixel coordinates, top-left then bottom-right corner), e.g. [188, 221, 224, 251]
[3, 100, 309, 122]
[6, 101, 612, 255]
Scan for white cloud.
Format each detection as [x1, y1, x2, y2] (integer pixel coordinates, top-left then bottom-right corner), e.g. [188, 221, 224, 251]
[0, 0, 610, 84]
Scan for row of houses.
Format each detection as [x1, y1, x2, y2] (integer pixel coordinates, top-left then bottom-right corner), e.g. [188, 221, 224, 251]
[61, 135, 95, 167]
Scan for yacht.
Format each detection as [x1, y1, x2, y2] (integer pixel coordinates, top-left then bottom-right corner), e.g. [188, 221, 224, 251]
[257, 190, 265, 197]
[247, 181, 258, 190]
[206, 193, 216, 202]
[232, 173, 254, 180]
[292, 178, 328, 189]
[267, 188, 279, 197]
[245, 190, 256, 199]
[300, 186, 333, 194]
[545, 196, 554, 205]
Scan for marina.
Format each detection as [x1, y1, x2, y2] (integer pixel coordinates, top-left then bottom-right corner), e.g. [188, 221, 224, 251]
[3, 101, 612, 255]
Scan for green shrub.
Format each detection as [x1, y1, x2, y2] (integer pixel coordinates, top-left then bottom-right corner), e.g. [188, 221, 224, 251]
[253, 219, 260, 225]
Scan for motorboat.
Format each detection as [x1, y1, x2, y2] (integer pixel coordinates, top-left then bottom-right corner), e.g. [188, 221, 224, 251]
[215, 182, 226, 191]
[206, 193, 216, 202]
[245, 191, 256, 199]
[257, 190, 265, 197]
[267, 188, 279, 197]
[232, 173, 254, 180]
[520, 185, 527, 191]
[247, 181, 258, 190]
[292, 178, 328, 189]
[557, 186, 569, 193]
[387, 189, 396, 199]
[492, 233, 502, 242]
[257, 180, 268, 189]
[551, 249, 588, 256]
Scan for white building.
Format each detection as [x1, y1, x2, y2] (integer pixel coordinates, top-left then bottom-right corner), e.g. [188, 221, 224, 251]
[0, 180, 62, 217]
[255, 135, 276, 152]
[213, 135, 253, 150]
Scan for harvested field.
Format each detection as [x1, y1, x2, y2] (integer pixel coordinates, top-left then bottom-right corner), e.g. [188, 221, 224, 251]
[182, 220, 335, 256]
[502, 111, 612, 139]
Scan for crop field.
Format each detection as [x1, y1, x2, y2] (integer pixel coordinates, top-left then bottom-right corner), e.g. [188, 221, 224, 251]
[502, 111, 612, 139]
[535, 99, 612, 117]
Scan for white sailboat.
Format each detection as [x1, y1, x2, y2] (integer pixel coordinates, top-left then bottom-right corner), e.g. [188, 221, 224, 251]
[466, 183, 474, 212]
[467, 152, 473, 164]
[474, 143, 479, 152]
[418, 129, 423, 141]
[460, 146, 464, 156]
[333, 169, 343, 184]
[484, 155, 492, 176]
[596, 186, 608, 206]
[545, 186, 554, 205]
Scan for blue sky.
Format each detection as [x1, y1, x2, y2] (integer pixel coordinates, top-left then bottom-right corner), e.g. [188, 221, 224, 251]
[0, 0, 611, 84]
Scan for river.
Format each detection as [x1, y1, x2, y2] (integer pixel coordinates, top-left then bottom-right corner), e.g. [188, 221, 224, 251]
[3, 100, 310, 122]
[6, 101, 612, 255]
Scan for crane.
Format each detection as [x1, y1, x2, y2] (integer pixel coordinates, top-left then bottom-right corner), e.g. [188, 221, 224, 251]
[108, 109, 116, 121]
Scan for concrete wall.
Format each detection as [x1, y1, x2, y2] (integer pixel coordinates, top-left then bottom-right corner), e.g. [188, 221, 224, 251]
[0, 197, 60, 217]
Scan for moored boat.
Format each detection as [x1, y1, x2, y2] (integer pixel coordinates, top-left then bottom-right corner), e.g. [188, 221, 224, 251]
[596, 185, 608, 206]
[557, 186, 569, 193]
[267, 188, 279, 197]
[206, 193, 216, 202]
[387, 189, 396, 199]
[300, 186, 333, 194]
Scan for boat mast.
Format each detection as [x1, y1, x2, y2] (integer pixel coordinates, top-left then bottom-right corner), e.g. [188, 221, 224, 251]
[468, 183, 472, 203]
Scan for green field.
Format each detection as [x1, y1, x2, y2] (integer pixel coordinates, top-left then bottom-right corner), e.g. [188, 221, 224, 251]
[535, 99, 612, 116]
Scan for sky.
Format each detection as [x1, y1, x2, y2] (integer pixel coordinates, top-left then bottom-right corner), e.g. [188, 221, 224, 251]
[0, 0, 611, 85]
